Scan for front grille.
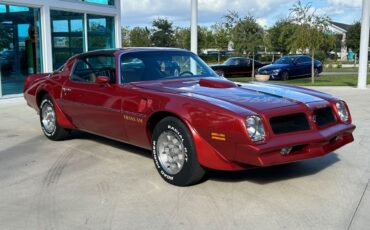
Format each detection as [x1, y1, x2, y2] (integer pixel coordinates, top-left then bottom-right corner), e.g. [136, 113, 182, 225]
[314, 107, 336, 127]
[270, 113, 310, 134]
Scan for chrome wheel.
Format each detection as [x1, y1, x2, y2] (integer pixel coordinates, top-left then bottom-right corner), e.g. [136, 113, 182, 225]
[41, 103, 56, 134]
[156, 131, 186, 175]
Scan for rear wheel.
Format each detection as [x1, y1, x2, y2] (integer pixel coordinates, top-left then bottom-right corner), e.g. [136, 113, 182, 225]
[314, 68, 319, 77]
[152, 117, 205, 186]
[281, 71, 289, 81]
[40, 95, 70, 141]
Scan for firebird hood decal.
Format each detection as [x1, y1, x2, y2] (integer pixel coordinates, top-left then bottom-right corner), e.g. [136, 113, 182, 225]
[134, 79, 325, 112]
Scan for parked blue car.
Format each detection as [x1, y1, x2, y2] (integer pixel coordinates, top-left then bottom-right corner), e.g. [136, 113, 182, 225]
[257, 55, 323, 80]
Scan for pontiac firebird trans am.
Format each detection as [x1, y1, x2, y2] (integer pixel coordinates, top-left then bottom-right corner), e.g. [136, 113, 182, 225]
[24, 48, 355, 186]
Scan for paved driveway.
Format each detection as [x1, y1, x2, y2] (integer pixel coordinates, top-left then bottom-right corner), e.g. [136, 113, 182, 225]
[0, 87, 369, 230]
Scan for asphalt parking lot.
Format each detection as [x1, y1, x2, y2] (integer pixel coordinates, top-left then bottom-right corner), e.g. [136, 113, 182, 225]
[0, 87, 369, 230]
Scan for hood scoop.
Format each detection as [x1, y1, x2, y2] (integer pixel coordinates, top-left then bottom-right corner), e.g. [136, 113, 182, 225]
[198, 78, 237, 88]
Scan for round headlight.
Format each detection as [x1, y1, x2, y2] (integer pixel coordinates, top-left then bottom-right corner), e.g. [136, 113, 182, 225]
[272, 69, 281, 74]
[245, 115, 265, 142]
[336, 101, 349, 122]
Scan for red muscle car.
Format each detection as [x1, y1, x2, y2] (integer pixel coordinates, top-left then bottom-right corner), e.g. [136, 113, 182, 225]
[24, 48, 355, 186]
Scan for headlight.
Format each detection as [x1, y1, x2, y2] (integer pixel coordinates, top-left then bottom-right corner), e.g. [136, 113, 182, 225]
[272, 69, 281, 74]
[336, 101, 349, 122]
[246, 115, 265, 142]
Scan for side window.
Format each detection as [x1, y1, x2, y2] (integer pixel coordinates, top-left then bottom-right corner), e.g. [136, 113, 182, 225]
[71, 55, 116, 83]
[239, 59, 250, 66]
[295, 57, 303, 64]
[121, 57, 146, 83]
[303, 56, 312, 63]
[71, 59, 94, 82]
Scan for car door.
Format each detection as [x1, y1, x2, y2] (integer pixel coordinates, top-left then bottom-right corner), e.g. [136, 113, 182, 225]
[301, 56, 313, 76]
[59, 55, 127, 141]
[238, 58, 252, 76]
[291, 57, 306, 77]
[228, 58, 244, 76]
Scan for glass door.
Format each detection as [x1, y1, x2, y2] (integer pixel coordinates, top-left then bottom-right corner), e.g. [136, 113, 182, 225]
[0, 4, 42, 96]
[51, 10, 84, 70]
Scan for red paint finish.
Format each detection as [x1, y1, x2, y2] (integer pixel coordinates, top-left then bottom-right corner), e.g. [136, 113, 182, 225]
[24, 48, 355, 171]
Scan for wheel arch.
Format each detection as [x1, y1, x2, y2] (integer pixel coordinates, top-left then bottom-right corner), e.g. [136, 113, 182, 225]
[36, 89, 49, 107]
[146, 110, 246, 171]
[147, 111, 185, 138]
[36, 88, 76, 130]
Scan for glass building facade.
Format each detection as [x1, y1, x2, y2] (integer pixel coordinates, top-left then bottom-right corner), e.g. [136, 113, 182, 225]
[0, 4, 42, 95]
[0, 0, 121, 97]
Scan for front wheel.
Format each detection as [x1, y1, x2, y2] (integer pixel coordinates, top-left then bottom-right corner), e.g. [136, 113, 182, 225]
[40, 95, 71, 141]
[152, 117, 205, 186]
[281, 71, 289, 81]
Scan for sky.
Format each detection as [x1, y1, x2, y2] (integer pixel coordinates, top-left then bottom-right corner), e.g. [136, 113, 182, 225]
[121, 0, 363, 29]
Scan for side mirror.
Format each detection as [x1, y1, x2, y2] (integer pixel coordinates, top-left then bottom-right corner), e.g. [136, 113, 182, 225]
[96, 76, 110, 85]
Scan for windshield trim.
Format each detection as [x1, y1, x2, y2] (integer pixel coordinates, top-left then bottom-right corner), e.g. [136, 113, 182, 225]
[118, 50, 219, 84]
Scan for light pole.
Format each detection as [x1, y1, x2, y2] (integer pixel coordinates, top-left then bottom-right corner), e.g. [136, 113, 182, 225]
[191, 0, 198, 54]
[358, 0, 370, 89]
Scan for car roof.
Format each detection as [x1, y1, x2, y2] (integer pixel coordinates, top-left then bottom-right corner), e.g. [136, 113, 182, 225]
[284, 55, 309, 59]
[76, 47, 189, 59]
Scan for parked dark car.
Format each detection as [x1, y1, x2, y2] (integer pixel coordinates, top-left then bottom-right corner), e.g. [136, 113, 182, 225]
[210, 57, 266, 77]
[257, 55, 323, 80]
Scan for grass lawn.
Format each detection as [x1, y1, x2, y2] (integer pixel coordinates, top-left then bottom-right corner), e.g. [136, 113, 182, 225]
[230, 75, 370, 87]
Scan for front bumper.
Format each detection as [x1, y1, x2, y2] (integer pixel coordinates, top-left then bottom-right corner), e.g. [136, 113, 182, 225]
[234, 123, 355, 167]
[257, 70, 282, 80]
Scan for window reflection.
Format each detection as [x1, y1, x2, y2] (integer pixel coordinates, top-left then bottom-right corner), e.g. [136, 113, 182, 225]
[51, 10, 84, 70]
[0, 4, 42, 95]
[80, 0, 114, 6]
[87, 15, 114, 50]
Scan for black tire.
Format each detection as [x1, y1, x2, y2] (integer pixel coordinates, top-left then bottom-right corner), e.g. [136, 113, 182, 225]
[39, 95, 71, 141]
[314, 68, 319, 77]
[281, 71, 289, 81]
[152, 117, 205, 186]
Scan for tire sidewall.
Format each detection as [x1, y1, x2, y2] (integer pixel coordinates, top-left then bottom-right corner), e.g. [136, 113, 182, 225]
[40, 96, 57, 137]
[314, 68, 319, 77]
[152, 118, 197, 186]
[282, 71, 289, 81]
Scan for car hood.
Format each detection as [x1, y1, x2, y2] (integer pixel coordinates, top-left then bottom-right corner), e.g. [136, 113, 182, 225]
[259, 64, 290, 71]
[133, 77, 325, 112]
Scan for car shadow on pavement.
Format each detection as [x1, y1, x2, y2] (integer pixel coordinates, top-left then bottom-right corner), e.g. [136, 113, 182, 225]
[67, 131, 340, 185]
[70, 131, 152, 159]
[207, 153, 340, 185]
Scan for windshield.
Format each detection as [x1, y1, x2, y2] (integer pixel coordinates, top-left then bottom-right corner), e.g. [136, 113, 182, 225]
[224, 58, 238, 65]
[120, 51, 218, 83]
[274, 56, 295, 64]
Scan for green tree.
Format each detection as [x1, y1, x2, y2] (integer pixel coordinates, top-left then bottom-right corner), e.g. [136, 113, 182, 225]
[198, 26, 214, 53]
[232, 15, 264, 80]
[347, 22, 361, 52]
[174, 27, 190, 49]
[267, 20, 298, 55]
[151, 18, 174, 47]
[129, 27, 151, 47]
[121, 26, 130, 47]
[289, 0, 332, 83]
[211, 23, 229, 63]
